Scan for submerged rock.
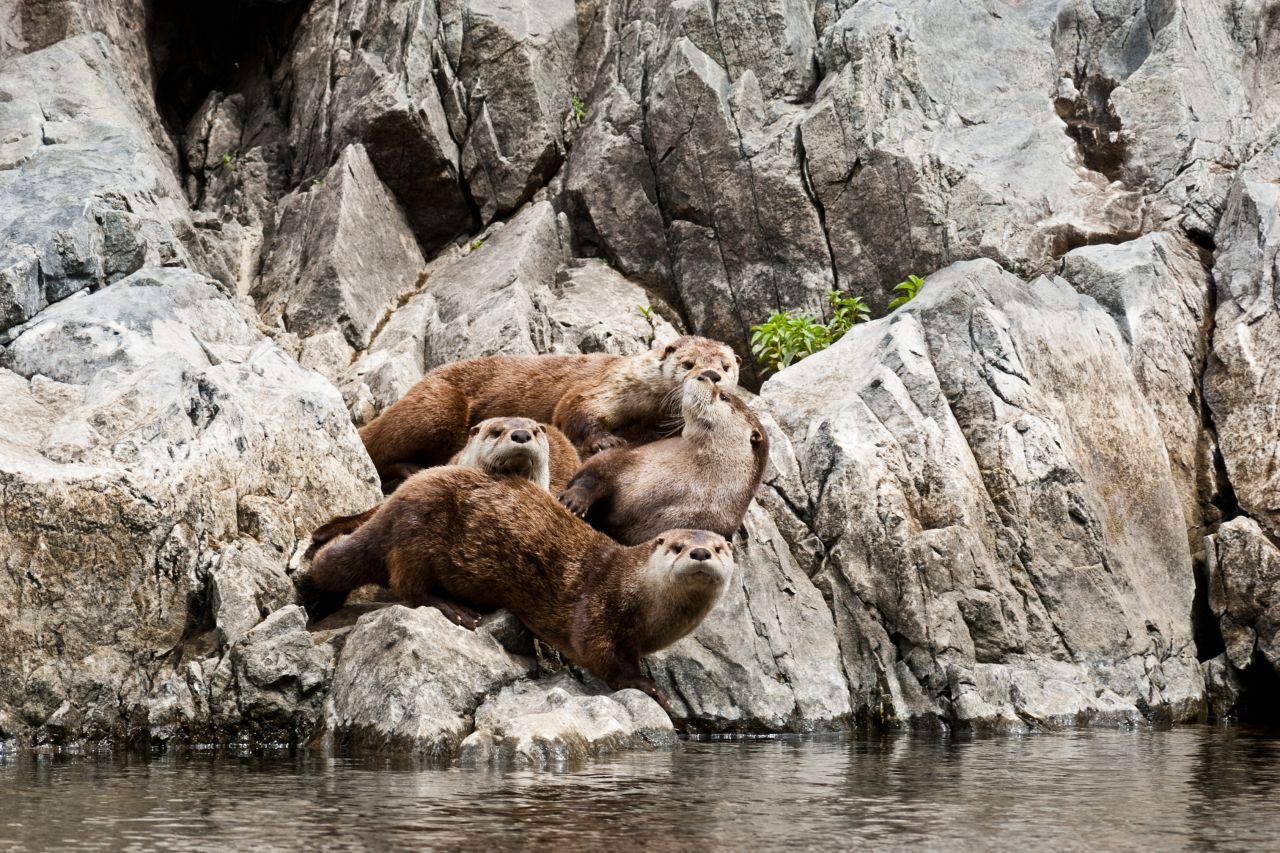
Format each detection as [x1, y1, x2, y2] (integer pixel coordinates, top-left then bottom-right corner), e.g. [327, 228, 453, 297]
[461, 673, 675, 768]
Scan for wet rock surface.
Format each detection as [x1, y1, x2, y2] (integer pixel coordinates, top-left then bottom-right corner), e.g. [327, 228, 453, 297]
[1, 0, 1278, 754]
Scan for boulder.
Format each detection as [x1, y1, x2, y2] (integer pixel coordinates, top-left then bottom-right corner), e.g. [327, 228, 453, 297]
[0, 35, 220, 332]
[323, 605, 533, 760]
[283, 0, 473, 251]
[761, 259, 1204, 728]
[458, 0, 579, 222]
[460, 673, 675, 768]
[253, 144, 427, 357]
[1207, 518, 1280, 676]
[0, 267, 379, 746]
[1060, 233, 1217, 549]
[1206, 138, 1280, 542]
[648, 504, 851, 733]
[339, 202, 675, 423]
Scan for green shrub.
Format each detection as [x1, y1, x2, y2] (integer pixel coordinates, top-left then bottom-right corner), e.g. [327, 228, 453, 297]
[469, 238, 485, 251]
[750, 289, 873, 374]
[887, 274, 925, 310]
[571, 96, 587, 124]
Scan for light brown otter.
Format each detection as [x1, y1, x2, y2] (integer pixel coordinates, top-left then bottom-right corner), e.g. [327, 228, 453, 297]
[308, 417, 579, 550]
[357, 336, 739, 486]
[296, 468, 734, 712]
[558, 370, 768, 545]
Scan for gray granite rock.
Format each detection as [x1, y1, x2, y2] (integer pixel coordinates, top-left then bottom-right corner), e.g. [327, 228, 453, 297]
[0, 35, 219, 331]
[1207, 518, 1280, 676]
[254, 144, 427, 358]
[761, 259, 1204, 728]
[323, 605, 533, 760]
[460, 673, 676, 768]
[0, 268, 379, 747]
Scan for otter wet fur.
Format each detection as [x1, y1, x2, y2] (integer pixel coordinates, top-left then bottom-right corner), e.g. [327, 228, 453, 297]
[558, 370, 768, 545]
[296, 467, 734, 713]
[308, 417, 578, 551]
[357, 336, 739, 486]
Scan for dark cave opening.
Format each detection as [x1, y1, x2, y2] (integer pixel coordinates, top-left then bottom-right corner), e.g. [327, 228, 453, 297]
[146, 0, 310, 142]
[1055, 75, 1128, 183]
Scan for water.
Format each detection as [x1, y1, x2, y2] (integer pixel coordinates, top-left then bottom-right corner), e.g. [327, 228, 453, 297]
[2, 727, 1278, 851]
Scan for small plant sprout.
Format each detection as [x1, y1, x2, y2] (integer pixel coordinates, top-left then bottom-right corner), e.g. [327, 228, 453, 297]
[220, 152, 237, 173]
[637, 305, 658, 345]
[312, 177, 325, 188]
[469, 238, 485, 251]
[571, 95, 587, 124]
[888, 274, 925, 310]
[826, 290, 871, 341]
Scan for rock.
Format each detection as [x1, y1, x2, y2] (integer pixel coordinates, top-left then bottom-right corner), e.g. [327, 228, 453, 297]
[1207, 518, 1280, 675]
[1206, 138, 1280, 541]
[219, 605, 337, 745]
[647, 504, 851, 733]
[800, 0, 1140, 312]
[1201, 653, 1243, 721]
[339, 202, 676, 421]
[458, 0, 578, 222]
[0, 35, 221, 331]
[323, 605, 533, 760]
[645, 35, 833, 381]
[0, 267, 380, 746]
[460, 673, 675, 768]
[283, 0, 473, 252]
[761, 259, 1204, 728]
[253, 144, 427, 356]
[1060, 233, 1217, 549]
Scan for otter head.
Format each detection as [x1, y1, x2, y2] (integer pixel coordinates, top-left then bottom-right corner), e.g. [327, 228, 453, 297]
[654, 336, 740, 391]
[642, 530, 734, 647]
[455, 417, 552, 491]
[680, 371, 766, 450]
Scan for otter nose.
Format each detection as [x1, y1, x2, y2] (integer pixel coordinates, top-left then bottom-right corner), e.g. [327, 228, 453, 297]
[697, 370, 721, 383]
[510, 430, 532, 444]
[689, 547, 712, 562]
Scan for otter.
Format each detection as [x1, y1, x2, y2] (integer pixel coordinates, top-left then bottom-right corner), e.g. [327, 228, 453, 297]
[558, 370, 768, 545]
[357, 336, 739, 485]
[296, 468, 734, 713]
[309, 416, 579, 550]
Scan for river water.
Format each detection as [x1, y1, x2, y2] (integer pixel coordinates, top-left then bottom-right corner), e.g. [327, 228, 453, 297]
[2, 726, 1278, 851]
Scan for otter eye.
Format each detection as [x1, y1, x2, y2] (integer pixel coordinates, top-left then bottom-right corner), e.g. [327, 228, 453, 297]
[719, 393, 728, 402]
[669, 544, 681, 555]
[750, 430, 762, 445]
[490, 428, 503, 438]
[722, 363, 730, 372]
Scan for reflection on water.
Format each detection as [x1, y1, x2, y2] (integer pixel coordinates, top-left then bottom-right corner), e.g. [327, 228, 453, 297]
[2, 727, 1279, 851]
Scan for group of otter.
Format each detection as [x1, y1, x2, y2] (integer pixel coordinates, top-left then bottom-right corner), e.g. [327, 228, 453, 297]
[295, 336, 768, 714]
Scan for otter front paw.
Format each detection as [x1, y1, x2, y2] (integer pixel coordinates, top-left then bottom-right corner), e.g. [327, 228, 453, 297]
[558, 489, 590, 518]
[586, 433, 627, 456]
[426, 597, 483, 630]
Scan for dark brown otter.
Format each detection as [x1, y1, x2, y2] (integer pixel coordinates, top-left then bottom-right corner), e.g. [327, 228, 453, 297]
[558, 371, 768, 545]
[357, 336, 739, 486]
[308, 416, 578, 550]
[296, 468, 734, 713]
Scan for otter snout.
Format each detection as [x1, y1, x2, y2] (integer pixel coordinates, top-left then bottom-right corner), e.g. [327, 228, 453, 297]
[510, 430, 532, 444]
[689, 547, 712, 562]
[696, 370, 721, 384]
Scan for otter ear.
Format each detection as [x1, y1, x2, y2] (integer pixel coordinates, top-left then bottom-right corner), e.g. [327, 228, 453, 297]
[662, 343, 677, 358]
[655, 536, 665, 546]
[735, 352, 743, 364]
[469, 425, 481, 436]
[750, 430, 763, 445]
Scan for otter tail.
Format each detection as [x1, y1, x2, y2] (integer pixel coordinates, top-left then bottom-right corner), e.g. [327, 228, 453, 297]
[295, 529, 386, 622]
[305, 508, 377, 558]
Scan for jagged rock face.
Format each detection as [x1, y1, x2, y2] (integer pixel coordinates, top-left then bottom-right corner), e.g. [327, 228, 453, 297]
[1206, 138, 1280, 543]
[1208, 519, 1280, 676]
[761, 261, 1204, 728]
[0, 268, 379, 745]
[254, 143, 426, 353]
[0, 36, 222, 329]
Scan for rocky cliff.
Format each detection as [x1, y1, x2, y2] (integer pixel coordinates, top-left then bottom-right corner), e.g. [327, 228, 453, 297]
[1, 0, 1277, 761]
